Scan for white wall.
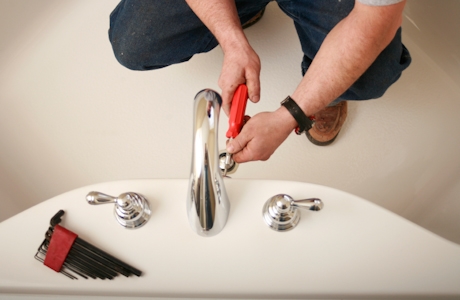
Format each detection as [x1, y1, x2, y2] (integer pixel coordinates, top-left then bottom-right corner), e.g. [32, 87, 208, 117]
[1, 0, 459, 244]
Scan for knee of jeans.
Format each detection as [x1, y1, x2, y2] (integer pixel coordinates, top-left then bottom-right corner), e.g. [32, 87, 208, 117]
[303, 59, 399, 101]
[109, 26, 181, 71]
[109, 37, 163, 71]
[114, 51, 159, 71]
[342, 50, 411, 100]
[344, 35, 411, 100]
[342, 74, 399, 101]
[111, 48, 143, 71]
[341, 65, 407, 102]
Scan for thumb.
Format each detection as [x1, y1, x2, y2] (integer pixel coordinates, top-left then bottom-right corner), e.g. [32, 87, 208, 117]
[226, 130, 255, 163]
[227, 115, 251, 154]
[226, 135, 245, 154]
[245, 73, 260, 104]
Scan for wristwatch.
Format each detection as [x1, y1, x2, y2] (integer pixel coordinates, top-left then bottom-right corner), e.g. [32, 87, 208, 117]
[281, 96, 314, 135]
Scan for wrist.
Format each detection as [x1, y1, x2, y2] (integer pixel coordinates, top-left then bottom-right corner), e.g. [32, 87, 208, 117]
[280, 96, 314, 135]
[275, 104, 299, 132]
[220, 32, 251, 55]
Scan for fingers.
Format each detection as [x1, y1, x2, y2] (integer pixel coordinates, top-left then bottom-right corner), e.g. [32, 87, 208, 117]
[226, 135, 242, 154]
[225, 110, 294, 163]
[226, 115, 268, 163]
[226, 132, 255, 163]
[245, 70, 260, 103]
[220, 73, 259, 116]
[226, 115, 251, 154]
[218, 46, 261, 115]
[221, 83, 241, 116]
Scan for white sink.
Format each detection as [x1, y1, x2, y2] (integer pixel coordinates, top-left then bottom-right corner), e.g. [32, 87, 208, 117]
[1, 179, 459, 299]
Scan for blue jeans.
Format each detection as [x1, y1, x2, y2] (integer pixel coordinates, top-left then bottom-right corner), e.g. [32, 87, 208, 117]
[109, 0, 411, 103]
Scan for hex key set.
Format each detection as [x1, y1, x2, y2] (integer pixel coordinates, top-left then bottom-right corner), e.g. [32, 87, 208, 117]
[34, 210, 142, 280]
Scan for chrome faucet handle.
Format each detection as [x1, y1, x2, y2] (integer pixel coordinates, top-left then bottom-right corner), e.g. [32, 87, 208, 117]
[262, 194, 323, 231]
[86, 191, 151, 229]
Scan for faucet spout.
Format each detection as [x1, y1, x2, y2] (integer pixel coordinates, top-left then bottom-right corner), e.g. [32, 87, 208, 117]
[187, 89, 230, 237]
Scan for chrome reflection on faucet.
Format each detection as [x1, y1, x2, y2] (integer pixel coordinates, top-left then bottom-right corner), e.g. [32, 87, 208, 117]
[187, 89, 230, 237]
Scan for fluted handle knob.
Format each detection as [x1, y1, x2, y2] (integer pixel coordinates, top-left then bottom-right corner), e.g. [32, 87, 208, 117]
[262, 194, 323, 231]
[86, 191, 151, 229]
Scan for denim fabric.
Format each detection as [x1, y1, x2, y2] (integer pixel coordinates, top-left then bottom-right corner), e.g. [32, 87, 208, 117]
[109, 0, 411, 102]
[109, 0, 269, 70]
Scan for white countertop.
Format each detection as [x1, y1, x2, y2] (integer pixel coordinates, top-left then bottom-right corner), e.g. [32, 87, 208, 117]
[1, 179, 460, 299]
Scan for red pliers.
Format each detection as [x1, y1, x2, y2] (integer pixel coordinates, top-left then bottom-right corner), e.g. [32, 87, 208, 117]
[223, 84, 249, 176]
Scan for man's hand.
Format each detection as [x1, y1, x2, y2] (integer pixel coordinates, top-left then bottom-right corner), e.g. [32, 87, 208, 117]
[184, 0, 261, 115]
[187, 0, 407, 164]
[219, 44, 261, 116]
[226, 107, 297, 163]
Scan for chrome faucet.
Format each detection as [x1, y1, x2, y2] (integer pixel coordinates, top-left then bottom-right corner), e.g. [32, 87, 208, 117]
[187, 89, 230, 237]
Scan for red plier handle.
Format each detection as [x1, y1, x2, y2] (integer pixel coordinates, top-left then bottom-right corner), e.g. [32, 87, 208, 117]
[226, 84, 248, 139]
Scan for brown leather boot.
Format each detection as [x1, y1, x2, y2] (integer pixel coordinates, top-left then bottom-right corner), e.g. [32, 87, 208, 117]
[306, 101, 348, 146]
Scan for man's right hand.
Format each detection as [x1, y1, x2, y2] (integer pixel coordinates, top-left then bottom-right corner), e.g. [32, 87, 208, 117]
[219, 42, 261, 116]
[185, 0, 261, 116]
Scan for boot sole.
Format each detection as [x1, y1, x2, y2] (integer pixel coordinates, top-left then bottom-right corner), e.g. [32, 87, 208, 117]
[306, 130, 340, 146]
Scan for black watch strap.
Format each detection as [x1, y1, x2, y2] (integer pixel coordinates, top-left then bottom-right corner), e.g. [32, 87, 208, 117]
[281, 96, 313, 135]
